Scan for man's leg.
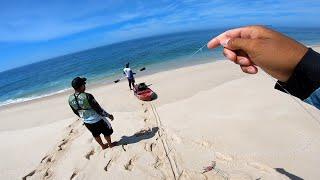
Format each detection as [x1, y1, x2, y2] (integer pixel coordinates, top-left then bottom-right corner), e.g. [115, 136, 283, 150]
[128, 79, 132, 90]
[94, 136, 108, 149]
[104, 136, 114, 148]
[131, 79, 135, 89]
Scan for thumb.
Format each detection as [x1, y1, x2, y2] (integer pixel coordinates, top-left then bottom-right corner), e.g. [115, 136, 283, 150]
[224, 38, 254, 52]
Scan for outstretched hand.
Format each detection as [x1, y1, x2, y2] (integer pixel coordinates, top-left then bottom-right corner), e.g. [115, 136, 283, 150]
[207, 25, 308, 82]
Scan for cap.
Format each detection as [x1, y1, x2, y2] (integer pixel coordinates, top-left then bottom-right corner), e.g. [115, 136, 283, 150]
[71, 77, 87, 89]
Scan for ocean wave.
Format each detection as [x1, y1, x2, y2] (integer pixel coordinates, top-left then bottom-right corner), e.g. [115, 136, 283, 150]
[0, 88, 71, 107]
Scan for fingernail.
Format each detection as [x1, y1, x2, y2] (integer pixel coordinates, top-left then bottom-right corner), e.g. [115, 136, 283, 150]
[221, 38, 230, 47]
[248, 66, 256, 74]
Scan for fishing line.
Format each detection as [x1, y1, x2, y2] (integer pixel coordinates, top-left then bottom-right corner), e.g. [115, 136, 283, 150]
[193, 41, 320, 127]
[262, 70, 320, 126]
[150, 42, 320, 173]
[191, 43, 320, 154]
[190, 43, 208, 57]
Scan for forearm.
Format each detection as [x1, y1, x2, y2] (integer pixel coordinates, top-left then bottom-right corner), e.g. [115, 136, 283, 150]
[70, 105, 80, 117]
[91, 101, 109, 116]
[275, 48, 320, 100]
[87, 94, 110, 116]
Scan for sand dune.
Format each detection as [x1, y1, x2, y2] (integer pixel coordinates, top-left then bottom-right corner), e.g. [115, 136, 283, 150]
[1, 47, 320, 179]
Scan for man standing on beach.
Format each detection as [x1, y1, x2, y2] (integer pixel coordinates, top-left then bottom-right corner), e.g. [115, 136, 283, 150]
[68, 77, 115, 149]
[123, 63, 135, 90]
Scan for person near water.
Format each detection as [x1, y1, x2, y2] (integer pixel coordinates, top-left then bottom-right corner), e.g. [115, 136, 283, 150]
[123, 63, 136, 90]
[68, 77, 115, 149]
[207, 25, 320, 110]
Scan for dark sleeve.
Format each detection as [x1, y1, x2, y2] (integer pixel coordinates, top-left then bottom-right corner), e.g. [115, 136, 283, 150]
[69, 105, 80, 117]
[86, 93, 109, 116]
[275, 48, 320, 100]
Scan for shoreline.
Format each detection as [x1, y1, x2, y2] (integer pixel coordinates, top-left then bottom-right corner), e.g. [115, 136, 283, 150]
[1, 44, 319, 110]
[0, 58, 229, 131]
[0, 56, 219, 110]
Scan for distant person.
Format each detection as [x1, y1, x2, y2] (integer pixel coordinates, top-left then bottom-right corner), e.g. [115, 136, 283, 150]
[68, 77, 115, 149]
[207, 25, 320, 109]
[123, 63, 136, 90]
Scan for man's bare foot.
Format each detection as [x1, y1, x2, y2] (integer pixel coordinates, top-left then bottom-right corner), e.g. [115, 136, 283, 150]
[101, 144, 108, 150]
[108, 142, 117, 148]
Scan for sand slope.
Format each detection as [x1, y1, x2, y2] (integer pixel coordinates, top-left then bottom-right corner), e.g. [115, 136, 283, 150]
[1, 49, 320, 179]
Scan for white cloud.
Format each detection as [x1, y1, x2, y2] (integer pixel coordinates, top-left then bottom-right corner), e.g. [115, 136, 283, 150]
[0, 0, 319, 42]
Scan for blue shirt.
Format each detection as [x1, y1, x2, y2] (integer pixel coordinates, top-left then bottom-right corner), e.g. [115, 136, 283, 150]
[304, 87, 320, 110]
[123, 68, 134, 79]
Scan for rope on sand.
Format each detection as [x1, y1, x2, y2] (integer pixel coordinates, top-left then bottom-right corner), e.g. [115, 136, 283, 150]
[143, 44, 207, 179]
[149, 102, 181, 180]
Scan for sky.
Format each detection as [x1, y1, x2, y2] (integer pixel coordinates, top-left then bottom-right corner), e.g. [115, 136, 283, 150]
[0, 0, 319, 72]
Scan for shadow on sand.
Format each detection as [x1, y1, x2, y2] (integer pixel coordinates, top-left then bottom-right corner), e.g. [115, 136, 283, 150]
[274, 168, 303, 180]
[115, 127, 159, 146]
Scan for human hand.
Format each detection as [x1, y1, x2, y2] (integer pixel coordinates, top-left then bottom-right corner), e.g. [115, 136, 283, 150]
[207, 25, 308, 82]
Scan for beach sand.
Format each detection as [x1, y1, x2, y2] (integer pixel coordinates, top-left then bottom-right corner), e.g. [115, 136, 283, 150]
[1, 47, 320, 179]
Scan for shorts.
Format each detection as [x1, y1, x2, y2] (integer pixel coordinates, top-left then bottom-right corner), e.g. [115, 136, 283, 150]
[84, 119, 113, 137]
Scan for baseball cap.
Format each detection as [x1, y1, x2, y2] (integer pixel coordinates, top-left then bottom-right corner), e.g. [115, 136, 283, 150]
[71, 77, 87, 89]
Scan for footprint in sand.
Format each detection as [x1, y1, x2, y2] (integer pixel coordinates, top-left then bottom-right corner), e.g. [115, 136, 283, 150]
[40, 155, 49, 163]
[122, 144, 127, 152]
[69, 129, 74, 135]
[124, 156, 138, 171]
[214, 152, 233, 162]
[40, 155, 54, 164]
[104, 159, 113, 172]
[170, 133, 182, 144]
[22, 170, 36, 180]
[85, 148, 95, 160]
[58, 139, 68, 151]
[144, 142, 156, 152]
[199, 140, 212, 148]
[45, 157, 53, 163]
[40, 154, 56, 165]
[43, 169, 51, 179]
[153, 157, 163, 169]
[247, 162, 272, 173]
[70, 171, 78, 180]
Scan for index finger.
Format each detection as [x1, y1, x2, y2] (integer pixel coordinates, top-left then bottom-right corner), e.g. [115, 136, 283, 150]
[207, 27, 252, 49]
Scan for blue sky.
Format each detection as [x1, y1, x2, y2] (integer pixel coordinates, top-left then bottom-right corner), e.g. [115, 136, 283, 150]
[0, 0, 319, 72]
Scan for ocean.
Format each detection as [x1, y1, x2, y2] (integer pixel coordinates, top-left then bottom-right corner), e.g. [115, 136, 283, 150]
[0, 27, 320, 106]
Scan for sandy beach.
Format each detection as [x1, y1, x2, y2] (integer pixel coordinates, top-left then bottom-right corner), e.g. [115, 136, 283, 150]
[1, 47, 320, 180]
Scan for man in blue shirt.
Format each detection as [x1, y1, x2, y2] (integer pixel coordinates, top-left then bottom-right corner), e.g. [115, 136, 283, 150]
[123, 63, 135, 90]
